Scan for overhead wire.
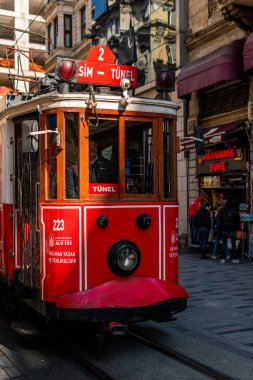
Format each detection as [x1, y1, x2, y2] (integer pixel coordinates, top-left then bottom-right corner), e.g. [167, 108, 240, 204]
[2, 0, 53, 91]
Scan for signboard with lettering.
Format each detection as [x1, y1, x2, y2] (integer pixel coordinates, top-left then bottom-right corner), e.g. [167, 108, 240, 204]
[89, 183, 119, 194]
[196, 147, 246, 175]
[77, 60, 137, 87]
[40, 206, 82, 302]
[56, 45, 137, 87]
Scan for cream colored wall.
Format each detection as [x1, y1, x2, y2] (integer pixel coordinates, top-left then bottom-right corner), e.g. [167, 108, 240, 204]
[189, 0, 209, 34]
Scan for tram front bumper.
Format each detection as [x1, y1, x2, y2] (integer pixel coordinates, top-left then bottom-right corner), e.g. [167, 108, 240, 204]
[56, 277, 188, 323]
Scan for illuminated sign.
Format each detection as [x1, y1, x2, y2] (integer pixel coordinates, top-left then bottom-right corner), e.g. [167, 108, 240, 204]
[210, 162, 227, 172]
[196, 147, 246, 175]
[201, 147, 236, 161]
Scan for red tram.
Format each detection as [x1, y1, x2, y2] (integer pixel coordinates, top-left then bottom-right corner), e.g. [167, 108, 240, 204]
[0, 46, 187, 333]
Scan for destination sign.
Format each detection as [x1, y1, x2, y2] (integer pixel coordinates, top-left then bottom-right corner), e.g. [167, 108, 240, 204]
[76, 61, 137, 87]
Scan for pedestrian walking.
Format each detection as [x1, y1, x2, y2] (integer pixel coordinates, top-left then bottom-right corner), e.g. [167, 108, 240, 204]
[219, 197, 240, 264]
[188, 195, 204, 246]
[194, 201, 211, 259]
[211, 201, 230, 260]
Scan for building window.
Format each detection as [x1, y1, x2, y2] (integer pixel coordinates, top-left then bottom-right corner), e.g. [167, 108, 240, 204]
[54, 17, 58, 47]
[64, 15, 72, 48]
[47, 23, 53, 53]
[81, 6, 86, 39]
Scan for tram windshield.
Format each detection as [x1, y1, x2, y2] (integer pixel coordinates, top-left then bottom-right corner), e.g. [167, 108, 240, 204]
[65, 113, 79, 199]
[46, 113, 174, 200]
[89, 120, 118, 194]
[125, 121, 153, 194]
[46, 114, 57, 199]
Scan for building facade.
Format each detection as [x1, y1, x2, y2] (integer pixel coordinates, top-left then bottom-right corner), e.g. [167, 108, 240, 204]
[0, 0, 45, 93]
[44, 0, 93, 72]
[90, 0, 176, 98]
[43, 0, 189, 234]
[177, 0, 253, 243]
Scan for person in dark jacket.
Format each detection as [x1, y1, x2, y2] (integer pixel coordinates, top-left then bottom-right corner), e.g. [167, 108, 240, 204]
[219, 197, 240, 264]
[211, 201, 230, 260]
[194, 201, 211, 259]
[89, 138, 115, 183]
[188, 195, 204, 245]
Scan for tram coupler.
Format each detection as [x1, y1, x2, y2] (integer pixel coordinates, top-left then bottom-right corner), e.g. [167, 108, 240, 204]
[107, 321, 127, 335]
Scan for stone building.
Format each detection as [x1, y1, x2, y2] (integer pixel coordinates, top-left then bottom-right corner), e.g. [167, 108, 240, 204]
[91, 0, 176, 97]
[44, 0, 93, 72]
[177, 0, 253, 244]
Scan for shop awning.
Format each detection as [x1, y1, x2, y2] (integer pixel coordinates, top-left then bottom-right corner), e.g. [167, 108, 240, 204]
[177, 39, 245, 99]
[243, 32, 253, 72]
[181, 121, 245, 152]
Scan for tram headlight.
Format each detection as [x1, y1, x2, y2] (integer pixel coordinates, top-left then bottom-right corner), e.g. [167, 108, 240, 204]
[107, 240, 140, 276]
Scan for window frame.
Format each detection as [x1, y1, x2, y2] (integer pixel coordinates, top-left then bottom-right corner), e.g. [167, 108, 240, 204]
[64, 14, 73, 48]
[54, 16, 58, 48]
[40, 111, 177, 202]
[121, 116, 158, 201]
[47, 23, 53, 53]
[81, 6, 86, 39]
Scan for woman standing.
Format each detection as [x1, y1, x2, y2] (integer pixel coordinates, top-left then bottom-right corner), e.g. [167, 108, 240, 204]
[211, 202, 230, 260]
[194, 201, 211, 259]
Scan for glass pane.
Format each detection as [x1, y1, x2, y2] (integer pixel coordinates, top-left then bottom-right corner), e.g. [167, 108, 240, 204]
[46, 115, 57, 199]
[64, 15, 71, 30]
[54, 17, 58, 47]
[163, 119, 171, 198]
[65, 113, 79, 199]
[89, 120, 118, 195]
[65, 32, 72, 47]
[47, 24, 52, 52]
[125, 121, 153, 194]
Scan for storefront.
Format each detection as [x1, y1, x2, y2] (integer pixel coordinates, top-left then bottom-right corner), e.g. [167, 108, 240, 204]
[176, 29, 253, 245]
[197, 138, 248, 211]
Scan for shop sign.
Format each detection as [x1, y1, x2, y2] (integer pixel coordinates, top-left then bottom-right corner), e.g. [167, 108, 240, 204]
[196, 146, 246, 175]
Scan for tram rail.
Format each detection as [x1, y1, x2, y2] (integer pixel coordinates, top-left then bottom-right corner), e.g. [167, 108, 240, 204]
[128, 330, 237, 380]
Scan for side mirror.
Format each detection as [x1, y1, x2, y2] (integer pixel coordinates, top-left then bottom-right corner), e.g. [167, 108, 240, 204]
[22, 120, 39, 153]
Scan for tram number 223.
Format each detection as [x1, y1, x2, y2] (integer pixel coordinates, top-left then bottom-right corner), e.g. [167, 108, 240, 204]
[53, 219, 65, 231]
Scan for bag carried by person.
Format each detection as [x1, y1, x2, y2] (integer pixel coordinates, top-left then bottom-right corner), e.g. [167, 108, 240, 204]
[223, 209, 236, 228]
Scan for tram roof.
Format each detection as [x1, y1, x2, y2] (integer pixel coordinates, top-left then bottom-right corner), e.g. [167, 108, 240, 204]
[0, 90, 179, 120]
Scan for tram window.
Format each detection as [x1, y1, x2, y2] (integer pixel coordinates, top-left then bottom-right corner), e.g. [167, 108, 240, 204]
[125, 121, 153, 194]
[46, 114, 57, 199]
[65, 113, 79, 199]
[89, 120, 118, 188]
[164, 119, 171, 198]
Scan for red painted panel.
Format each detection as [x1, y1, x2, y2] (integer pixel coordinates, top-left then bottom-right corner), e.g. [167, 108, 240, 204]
[57, 277, 188, 309]
[87, 45, 115, 63]
[77, 61, 137, 87]
[15, 209, 21, 269]
[0, 204, 14, 279]
[85, 206, 161, 289]
[0, 204, 4, 273]
[164, 206, 179, 284]
[40, 207, 82, 302]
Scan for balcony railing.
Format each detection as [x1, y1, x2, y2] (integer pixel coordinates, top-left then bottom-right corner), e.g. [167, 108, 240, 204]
[218, 0, 253, 8]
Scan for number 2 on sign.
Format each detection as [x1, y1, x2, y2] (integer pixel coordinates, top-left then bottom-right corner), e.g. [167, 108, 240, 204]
[53, 219, 64, 231]
[98, 47, 104, 61]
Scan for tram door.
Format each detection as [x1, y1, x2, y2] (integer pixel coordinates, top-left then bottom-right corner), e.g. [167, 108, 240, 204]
[15, 118, 40, 288]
